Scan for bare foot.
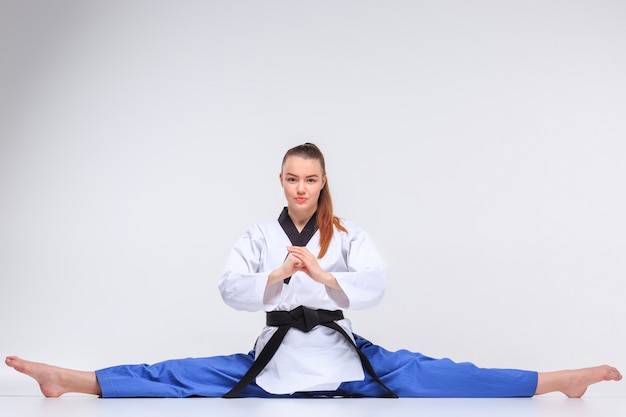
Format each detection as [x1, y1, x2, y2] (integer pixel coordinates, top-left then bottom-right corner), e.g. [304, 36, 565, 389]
[5, 356, 101, 397]
[537, 365, 622, 398]
[563, 365, 623, 398]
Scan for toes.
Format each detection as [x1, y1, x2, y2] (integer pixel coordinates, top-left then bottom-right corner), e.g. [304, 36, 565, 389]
[610, 368, 623, 381]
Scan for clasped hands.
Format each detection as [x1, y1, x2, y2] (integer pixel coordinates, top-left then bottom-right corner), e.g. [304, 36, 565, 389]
[268, 246, 340, 290]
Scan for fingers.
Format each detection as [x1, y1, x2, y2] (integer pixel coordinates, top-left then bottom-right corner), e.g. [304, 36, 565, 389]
[283, 253, 302, 272]
[286, 246, 323, 278]
[286, 245, 307, 253]
[287, 246, 315, 266]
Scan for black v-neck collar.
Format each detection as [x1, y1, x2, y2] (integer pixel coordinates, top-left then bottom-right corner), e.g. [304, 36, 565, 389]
[278, 207, 318, 246]
[278, 207, 318, 284]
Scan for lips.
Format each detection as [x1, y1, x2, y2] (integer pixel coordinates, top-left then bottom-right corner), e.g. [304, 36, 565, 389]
[295, 197, 307, 203]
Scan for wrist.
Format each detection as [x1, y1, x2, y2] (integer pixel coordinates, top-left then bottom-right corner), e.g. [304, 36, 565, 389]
[322, 272, 340, 290]
[268, 269, 288, 287]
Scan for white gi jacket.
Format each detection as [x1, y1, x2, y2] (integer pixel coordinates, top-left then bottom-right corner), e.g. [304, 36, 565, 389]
[218, 217, 387, 394]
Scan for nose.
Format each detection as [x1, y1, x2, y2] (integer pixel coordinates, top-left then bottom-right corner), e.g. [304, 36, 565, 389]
[296, 180, 306, 193]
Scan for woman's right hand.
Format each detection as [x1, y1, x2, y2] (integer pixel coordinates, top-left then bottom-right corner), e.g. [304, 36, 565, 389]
[266, 252, 302, 287]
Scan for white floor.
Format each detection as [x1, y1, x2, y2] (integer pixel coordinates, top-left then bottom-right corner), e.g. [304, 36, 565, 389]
[1, 395, 625, 417]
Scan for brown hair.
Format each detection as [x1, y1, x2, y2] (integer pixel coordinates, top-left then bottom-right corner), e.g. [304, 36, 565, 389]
[282, 143, 347, 258]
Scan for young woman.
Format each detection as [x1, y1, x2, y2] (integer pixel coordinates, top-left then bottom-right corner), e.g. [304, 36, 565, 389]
[5, 143, 622, 398]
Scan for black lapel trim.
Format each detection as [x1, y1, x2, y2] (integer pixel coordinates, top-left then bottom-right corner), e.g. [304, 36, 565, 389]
[278, 207, 318, 284]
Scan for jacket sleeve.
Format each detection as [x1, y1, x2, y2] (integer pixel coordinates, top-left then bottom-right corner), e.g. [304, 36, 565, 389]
[218, 225, 276, 312]
[327, 225, 388, 310]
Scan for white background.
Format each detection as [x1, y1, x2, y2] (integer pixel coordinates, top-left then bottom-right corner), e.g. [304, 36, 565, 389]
[1, 0, 624, 396]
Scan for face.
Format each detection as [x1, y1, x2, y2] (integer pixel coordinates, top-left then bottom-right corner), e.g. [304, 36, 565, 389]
[280, 156, 327, 215]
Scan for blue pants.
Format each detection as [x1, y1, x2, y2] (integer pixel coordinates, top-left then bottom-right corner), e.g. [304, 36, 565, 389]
[95, 335, 538, 398]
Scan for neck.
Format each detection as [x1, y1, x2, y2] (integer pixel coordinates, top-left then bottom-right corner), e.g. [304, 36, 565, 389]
[288, 207, 316, 232]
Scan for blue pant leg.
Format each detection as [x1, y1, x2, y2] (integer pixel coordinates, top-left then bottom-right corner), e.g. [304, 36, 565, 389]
[338, 336, 538, 398]
[95, 351, 274, 398]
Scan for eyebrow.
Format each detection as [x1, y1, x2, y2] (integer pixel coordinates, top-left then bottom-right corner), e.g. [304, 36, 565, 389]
[284, 173, 320, 178]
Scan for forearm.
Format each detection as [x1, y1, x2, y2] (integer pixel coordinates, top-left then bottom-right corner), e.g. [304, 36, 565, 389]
[267, 269, 289, 287]
[317, 271, 342, 291]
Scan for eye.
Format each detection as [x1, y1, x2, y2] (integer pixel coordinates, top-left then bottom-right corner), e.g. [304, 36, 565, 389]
[287, 177, 297, 183]
[307, 178, 317, 183]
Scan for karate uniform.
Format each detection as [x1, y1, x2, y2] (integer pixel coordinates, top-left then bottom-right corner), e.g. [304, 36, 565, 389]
[95, 213, 538, 398]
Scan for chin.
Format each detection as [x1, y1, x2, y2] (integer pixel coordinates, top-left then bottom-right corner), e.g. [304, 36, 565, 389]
[292, 202, 311, 211]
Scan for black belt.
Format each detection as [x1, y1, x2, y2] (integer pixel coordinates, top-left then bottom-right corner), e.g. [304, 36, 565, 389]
[222, 306, 397, 398]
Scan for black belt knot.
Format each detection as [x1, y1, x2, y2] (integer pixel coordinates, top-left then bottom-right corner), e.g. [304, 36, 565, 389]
[267, 306, 344, 332]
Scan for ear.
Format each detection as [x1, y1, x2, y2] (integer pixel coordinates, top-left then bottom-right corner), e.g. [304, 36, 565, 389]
[322, 175, 327, 189]
[279, 172, 284, 187]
